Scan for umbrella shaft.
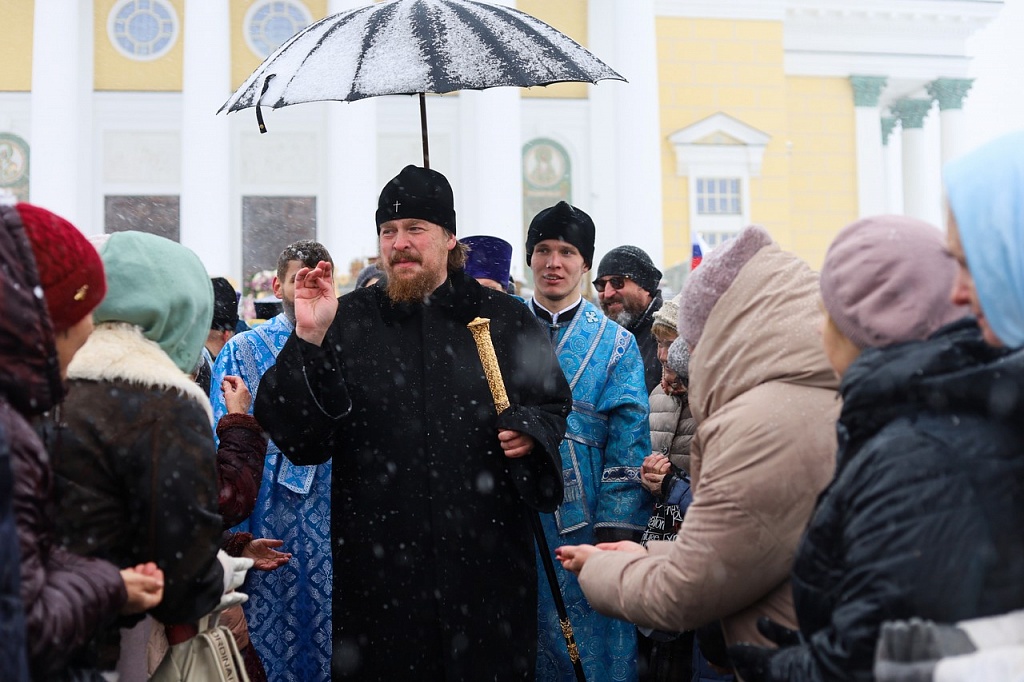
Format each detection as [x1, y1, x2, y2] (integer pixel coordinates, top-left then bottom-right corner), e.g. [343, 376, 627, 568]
[419, 93, 430, 169]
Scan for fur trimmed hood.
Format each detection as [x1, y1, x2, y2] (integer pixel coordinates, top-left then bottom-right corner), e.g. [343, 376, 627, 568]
[67, 322, 212, 421]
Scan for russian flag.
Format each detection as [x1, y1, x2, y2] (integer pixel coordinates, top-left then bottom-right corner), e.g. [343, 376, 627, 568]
[691, 234, 709, 270]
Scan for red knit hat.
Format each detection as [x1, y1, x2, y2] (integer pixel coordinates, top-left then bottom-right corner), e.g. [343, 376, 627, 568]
[17, 203, 106, 333]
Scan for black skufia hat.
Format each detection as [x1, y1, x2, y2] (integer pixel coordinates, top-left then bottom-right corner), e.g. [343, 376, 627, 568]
[375, 165, 457, 235]
[525, 201, 596, 268]
[210, 277, 239, 331]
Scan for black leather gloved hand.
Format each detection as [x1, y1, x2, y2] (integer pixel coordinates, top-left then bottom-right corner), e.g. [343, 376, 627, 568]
[727, 618, 800, 682]
[728, 642, 777, 682]
[757, 616, 800, 648]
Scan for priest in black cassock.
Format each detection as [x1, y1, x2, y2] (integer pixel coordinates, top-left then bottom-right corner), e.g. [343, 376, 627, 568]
[254, 165, 571, 681]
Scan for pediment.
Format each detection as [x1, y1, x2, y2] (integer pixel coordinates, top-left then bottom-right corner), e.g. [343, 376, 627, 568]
[669, 112, 771, 147]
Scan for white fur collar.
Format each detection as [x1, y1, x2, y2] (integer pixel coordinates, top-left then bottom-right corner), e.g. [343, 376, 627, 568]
[67, 322, 212, 420]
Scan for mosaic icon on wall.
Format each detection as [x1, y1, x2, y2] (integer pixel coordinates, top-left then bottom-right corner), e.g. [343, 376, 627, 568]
[523, 139, 571, 224]
[0, 134, 30, 204]
[522, 138, 572, 286]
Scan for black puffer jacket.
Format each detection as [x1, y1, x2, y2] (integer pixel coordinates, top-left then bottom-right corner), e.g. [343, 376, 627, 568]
[0, 204, 127, 681]
[771, 319, 1024, 681]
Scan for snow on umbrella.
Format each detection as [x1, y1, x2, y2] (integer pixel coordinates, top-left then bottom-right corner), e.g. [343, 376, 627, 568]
[218, 0, 625, 167]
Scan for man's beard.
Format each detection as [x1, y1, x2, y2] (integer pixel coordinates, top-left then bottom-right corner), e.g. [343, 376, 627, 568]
[605, 296, 647, 328]
[383, 255, 442, 303]
[609, 309, 636, 327]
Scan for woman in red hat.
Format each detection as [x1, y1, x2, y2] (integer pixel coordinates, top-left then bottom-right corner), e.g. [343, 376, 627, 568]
[0, 202, 164, 680]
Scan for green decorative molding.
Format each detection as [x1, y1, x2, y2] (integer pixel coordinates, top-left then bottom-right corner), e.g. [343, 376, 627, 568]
[890, 98, 933, 130]
[850, 76, 888, 107]
[926, 78, 974, 111]
[881, 117, 897, 145]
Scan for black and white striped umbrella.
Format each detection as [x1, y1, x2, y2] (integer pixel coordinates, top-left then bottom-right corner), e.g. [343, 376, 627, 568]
[218, 0, 624, 166]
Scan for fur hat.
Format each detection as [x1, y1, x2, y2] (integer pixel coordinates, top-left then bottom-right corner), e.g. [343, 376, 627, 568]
[596, 245, 663, 294]
[526, 202, 596, 268]
[17, 203, 106, 333]
[820, 216, 968, 349]
[376, 165, 457, 235]
[678, 225, 773, 348]
[93, 231, 213, 374]
[652, 293, 682, 334]
[666, 337, 690, 379]
[210, 277, 239, 331]
[461, 235, 513, 285]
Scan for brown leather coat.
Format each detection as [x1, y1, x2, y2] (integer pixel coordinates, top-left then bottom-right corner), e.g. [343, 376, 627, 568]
[49, 322, 226, 670]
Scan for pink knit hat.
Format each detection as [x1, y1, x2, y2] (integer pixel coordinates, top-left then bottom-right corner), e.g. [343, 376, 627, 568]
[678, 225, 773, 348]
[819, 216, 968, 349]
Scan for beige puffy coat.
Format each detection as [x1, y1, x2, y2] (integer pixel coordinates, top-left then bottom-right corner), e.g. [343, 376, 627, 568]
[579, 243, 839, 647]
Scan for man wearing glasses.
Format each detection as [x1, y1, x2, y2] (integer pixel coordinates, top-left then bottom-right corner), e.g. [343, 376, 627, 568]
[594, 246, 664, 393]
[526, 201, 652, 682]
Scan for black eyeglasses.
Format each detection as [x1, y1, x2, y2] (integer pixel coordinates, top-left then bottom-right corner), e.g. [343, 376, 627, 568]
[593, 276, 626, 291]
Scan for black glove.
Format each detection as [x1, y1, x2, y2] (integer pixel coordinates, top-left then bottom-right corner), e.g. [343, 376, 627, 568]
[726, 618, 800, 682]
[728, 642, 777, 682]
[757, 616, 801, 648]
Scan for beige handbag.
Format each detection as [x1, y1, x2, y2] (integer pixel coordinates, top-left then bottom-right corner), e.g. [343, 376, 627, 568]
[148, 613, 250, 682]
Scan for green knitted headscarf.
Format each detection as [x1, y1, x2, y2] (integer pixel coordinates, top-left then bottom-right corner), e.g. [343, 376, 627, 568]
[93, 231, 213, 374]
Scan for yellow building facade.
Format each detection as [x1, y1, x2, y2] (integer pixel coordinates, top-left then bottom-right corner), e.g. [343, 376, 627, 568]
[0, 0, 994, 284]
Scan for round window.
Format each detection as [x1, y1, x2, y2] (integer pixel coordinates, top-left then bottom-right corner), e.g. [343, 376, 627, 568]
[108, 0, 179, 61]
[245, 1, 313, 58]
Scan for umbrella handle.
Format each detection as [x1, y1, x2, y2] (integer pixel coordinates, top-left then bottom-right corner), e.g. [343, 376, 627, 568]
[256, 75, 275, 134]
[419, 93, 430, 169]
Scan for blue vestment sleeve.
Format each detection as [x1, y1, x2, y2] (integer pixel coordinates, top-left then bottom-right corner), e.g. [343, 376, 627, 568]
[594, 331, 653, 542]
[254, 331, 351, 466]
[210, 340, 246, 427]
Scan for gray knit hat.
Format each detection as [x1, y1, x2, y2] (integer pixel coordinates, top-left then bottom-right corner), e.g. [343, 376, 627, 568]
[678, 225, 773, 348]
[666, 337, 690, 379]
[652, 293, 682, 333]
[820, 215, 968, 349]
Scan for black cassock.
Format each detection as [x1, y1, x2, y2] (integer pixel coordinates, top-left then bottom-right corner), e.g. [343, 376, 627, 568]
[255, 273, 571, 681]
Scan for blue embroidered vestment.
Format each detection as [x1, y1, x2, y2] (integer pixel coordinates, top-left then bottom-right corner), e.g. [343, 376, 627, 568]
[532, 298, 652, 682]
[210, 314, 333, 682]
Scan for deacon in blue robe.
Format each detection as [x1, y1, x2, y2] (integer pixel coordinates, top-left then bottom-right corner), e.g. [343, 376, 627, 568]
[525, 201, 652, 682]
[211, 310, 332, 682]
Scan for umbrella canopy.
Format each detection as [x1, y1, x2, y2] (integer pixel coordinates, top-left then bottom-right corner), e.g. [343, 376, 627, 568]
[219, 0, 625, 165]
[221, 0, 623, 110]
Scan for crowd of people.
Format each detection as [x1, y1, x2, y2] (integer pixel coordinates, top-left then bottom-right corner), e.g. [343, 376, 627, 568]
[1, 127, 1023, 682]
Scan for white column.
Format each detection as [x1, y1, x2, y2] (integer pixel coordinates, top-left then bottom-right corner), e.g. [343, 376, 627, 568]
[458, 87, 523, 278]
[927, 78, 974, 165]
[588, 0, 662, 269]
[326, 0, 380, 270]
[456, 0, 523, 278]
[880, 117, 900, 214]
[850, 76, 886, 217]
[181, 0, 232, 276]
[891, 98, 934, 222]
[30, 0, 93, 226]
